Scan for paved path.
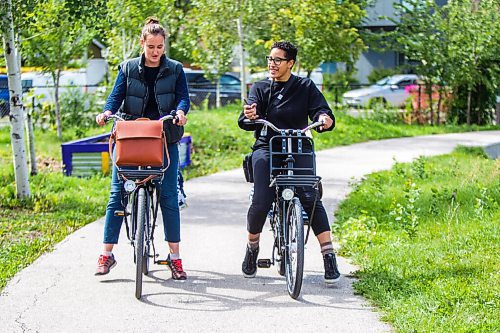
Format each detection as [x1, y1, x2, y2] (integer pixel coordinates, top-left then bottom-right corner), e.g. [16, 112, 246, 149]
[1, 131, 498, 333]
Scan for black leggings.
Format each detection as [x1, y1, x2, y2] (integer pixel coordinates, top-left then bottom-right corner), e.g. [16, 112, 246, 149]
[247, 146, 331, 236]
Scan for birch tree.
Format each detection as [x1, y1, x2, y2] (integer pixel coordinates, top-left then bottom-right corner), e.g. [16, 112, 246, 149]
[1, 0, 30, 198]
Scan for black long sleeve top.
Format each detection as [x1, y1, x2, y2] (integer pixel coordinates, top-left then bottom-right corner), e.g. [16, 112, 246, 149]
[238, 74, 335, 149]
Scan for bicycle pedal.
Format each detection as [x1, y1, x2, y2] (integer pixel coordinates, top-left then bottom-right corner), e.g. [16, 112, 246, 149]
[114, 210, 125, 217]
[156, 259, 170, 265]
[257, 259, 272, 268]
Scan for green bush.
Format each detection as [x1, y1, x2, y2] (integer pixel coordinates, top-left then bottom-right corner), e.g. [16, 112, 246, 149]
[449, 83, 496, 125]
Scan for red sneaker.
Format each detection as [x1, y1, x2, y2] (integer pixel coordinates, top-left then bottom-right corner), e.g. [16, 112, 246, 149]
[94, 254, 117, 276]
[168, 256, 187, 280]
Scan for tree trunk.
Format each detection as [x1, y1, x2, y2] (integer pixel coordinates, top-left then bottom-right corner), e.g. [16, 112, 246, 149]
[26, 106, 37, 175]
[54, 69, 63, 139]
[165, 34, 170, 58]
[121, 28, 127, 60]
[496, 99, 500, 126]
[477, 87, 482, 125]
[466, 88, 472, 126]
[216, 78, 221, 109]
[236, 14, 247, 102]
[418, 84, 422, 115]
[2, 0, 31, 198]
[437, 90, 442, 125]
[427, 83, 434, 125]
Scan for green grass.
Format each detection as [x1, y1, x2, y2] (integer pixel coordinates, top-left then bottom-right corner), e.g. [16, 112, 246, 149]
[333, 147, 499, 332]
[0, 105, 498, 291]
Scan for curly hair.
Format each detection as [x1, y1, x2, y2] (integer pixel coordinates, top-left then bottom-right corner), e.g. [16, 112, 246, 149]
[271, 41, 298, 61]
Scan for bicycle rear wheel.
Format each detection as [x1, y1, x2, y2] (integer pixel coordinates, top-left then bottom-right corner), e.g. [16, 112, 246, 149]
[284, 197, 304, 299]
[135, 188, 146, 299]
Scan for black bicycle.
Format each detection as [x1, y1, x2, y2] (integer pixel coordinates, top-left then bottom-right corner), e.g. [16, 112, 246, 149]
[107, 114, 175, 299]
[244, 118, 324, 299]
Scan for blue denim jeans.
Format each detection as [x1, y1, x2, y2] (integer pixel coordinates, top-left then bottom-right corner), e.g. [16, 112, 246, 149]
[103, 143, 181, 243]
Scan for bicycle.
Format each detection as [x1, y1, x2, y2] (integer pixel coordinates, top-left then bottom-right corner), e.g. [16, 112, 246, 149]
[243, 118, 324, 299]
[106, 113, 177, 299]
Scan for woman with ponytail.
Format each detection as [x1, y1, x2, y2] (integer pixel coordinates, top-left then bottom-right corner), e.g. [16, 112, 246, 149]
[95, 17, 190, 280]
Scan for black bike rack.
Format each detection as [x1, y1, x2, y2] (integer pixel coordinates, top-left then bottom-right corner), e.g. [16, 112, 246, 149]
[269, 134, 318, 179]
[117, 168, 165, 180]
[270, 174, 321, 187]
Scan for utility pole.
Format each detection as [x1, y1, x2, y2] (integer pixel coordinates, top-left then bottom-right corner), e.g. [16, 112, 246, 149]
[236, 13, 247, 102]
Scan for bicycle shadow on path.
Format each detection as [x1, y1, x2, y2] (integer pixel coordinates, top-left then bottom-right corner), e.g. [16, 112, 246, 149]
[117, 269, 368, 312]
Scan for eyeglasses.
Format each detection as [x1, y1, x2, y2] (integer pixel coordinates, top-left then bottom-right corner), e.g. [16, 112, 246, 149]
[266, 56, 288, 66]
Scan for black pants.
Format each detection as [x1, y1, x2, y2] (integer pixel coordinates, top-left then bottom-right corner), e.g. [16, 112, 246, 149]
[247, 146, 331, 235]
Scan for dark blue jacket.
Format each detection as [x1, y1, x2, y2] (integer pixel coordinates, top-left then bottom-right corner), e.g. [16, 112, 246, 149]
[104, 54, 190, 143]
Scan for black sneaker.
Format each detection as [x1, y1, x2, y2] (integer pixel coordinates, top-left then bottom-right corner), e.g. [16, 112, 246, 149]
[323, 253, 341, 284]
[242, 246, 259, 278]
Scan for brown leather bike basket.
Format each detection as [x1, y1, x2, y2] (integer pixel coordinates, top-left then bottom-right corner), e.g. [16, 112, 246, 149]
[111, 118, 165, 167]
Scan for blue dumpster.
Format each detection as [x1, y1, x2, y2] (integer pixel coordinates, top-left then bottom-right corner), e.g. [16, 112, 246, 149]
[61, 133, 192, 177]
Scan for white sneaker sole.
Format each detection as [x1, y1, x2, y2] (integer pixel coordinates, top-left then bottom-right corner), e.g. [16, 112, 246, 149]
[324, 275, 341, 284]
[243, 272, 256, 278]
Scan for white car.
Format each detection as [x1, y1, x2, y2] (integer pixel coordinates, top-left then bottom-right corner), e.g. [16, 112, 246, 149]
[343, 74, 419, 108]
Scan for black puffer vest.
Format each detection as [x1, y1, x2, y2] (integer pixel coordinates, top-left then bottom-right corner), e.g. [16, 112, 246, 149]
[116, 54, 184, 143]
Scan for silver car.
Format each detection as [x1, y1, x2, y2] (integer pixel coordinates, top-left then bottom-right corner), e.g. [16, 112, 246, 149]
[343, 74, 419, 107]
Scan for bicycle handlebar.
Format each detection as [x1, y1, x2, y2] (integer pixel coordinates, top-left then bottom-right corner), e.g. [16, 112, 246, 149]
[243, 118, 324, 134]
[105, 113, 176, 123]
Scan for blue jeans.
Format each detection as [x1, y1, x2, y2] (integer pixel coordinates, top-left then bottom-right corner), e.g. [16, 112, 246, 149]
[103, 143, 181, 243]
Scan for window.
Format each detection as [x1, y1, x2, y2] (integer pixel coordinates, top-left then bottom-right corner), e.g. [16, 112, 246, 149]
[220, 75, 240, 91]
[22, 79, 33, 89]
[397, 80, 412, 88]
[0, 78, 8, 89]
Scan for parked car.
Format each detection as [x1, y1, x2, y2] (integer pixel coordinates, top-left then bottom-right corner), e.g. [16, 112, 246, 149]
[0, 74, 9, 118]
[343, 74, 419, 108]
[184, 69, 241, 108]
[248, 67, 324, 91]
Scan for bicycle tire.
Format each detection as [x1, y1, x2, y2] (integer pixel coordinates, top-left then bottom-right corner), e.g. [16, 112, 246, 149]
[142, 243, 150, 276]
[142, 193, 152, 276]
[284, 197, 304, 299]
[135, 188, 146, 299]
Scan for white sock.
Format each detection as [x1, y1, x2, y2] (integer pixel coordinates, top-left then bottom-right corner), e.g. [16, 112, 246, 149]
[170, 253, 180, 260]
[102, 251, 113, 257]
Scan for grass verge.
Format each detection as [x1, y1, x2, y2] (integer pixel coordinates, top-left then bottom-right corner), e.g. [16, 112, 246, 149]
[333, 147, 499, 332]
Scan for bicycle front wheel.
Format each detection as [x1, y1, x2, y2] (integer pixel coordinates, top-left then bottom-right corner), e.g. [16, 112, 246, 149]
[142, 192, 152, 276]
[134, 188, 146, 299]
[284, 197, 304, 299]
